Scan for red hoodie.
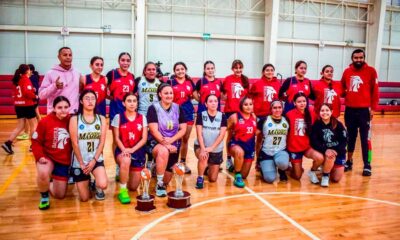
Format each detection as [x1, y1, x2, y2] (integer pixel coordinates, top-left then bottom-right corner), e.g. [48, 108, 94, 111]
[341, 63, 379, 110]
[286, 107, 316, 153]
[31, 113, 72, 165]
[249, 76, 281, 117]
[313, 79, 343, 118]
[13, 75, 37, 106]
[222, 74, 248, 113]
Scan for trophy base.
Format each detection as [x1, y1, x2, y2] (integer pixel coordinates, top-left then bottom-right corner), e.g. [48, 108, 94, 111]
[135, 195, 156, 212]
[167, 191, 191, 209]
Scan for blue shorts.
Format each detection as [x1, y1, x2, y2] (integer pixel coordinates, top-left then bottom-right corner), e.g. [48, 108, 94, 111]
[52, 161, 70, 182]
[115, 147, 146, 171]
[334, 155, 346, 167]
[229, 139, 255, 161]
[288, 151, 305, 163]
[71, 161, 105, 182]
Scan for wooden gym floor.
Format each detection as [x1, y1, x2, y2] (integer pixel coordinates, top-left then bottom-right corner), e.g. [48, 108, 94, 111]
[0, 115, 399, 239]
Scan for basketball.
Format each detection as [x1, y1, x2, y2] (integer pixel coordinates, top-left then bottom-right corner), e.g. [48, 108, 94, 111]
[141, 168, 151, 180]
[173, 163, 185, 176]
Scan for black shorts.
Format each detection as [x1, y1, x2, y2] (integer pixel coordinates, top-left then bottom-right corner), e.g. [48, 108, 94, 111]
[71, 161, 104, 182]
[15, 106, 36, 119]
[194, 145, 223, 165]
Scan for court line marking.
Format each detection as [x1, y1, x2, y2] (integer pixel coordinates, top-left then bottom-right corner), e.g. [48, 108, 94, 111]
[221, 170, 320, 240]
[0, 155, 28, 196]
[131, 190, 400, 240]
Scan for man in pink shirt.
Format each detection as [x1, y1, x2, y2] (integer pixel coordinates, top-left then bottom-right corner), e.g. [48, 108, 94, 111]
[39, 47, 80, 114]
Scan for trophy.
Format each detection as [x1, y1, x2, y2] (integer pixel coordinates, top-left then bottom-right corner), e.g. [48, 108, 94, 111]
[167, 163, 191, 209]
[135, 168, 156, 212]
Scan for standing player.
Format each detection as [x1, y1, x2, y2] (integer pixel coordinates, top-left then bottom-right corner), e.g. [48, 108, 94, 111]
[134, 61, 161, 116]
[279, 60, 314, 113]
[311, 104, 347, 187]
[80, 56, 108, 116]
[194, 94, 227, 189]
[70, 90, 108, 201]
[147, 83, 187, 197]
[258, 100, 289, 183]
[227, 97, 256, 188]
[112, 93, 148, 204]
[222, 60, 250, 171]
[341, 49, 379, 176]
[286, 93, 324, 182]
[2, 64, 37, 154]
[193, 61, 222, 114]
[249, 63, 281, 166]
[32, 96, 72, 210]
[167, 62, 195, 174]
[313, 65, 343, 118]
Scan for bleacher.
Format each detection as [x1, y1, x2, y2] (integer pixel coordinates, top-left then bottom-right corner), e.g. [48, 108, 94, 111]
[0, 75, 399, 117]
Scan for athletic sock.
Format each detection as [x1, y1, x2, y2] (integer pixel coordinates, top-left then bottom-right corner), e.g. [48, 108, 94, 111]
[198, 175, 204, 179]
[322, 172, 330, 177]
[119, 183, 127, 189]
[181, 158, 186, 163]
[157, 174, 164, 186]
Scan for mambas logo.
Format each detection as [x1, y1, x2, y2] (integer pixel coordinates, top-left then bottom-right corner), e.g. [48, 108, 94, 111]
[350, 76, 363, 92]
[295, 119, 305, 136]
[53, 128, 70, 149]
[231, 83, 244, 98]
[324, 89, 337, 104]
[79, 132, 100, 140]
[264, 86, 277, 102]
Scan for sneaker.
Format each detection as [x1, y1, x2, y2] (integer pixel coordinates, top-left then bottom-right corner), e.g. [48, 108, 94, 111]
[16, 133, 29, 140]
[308, 170, 320, 184]
[115, 165, 120, 182]
[95, 189, 105, 200]
[362, 168, 372, 177]
[38, 197, 50, 210]
[184, 164, 191, 174]
[226, 158, 233, 171]
[278, 169, 288, 182]
[67, 176, 74, 185]
[320, 176, 329, 187]
[195, 176, 204, 189]
[118, 188, 131, 204]
[234, 173, 245, 188]
[89, 180, 96, 192]
[228, 165, 235, 173]
[156, 183, 167, 197]
[2, 141, 14, 154]
[344, 160, 353, 172]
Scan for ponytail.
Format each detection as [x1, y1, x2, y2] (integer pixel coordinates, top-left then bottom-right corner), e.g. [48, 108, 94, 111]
[12, 64, 30, 86]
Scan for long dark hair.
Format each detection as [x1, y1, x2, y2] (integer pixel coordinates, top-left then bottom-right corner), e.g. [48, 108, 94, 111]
[157, 82, 173, 101]
[294, 60, 307, 75]
[319, 103, 338, 129]
[118, 52, 131, 61]
[239, 96, 253, 112]
[53, 96, 70, 108]
[28, 64, 39, 76]
[12, 64, 30, 86]
[321, 64, 334, 89]
[142, 61, 156, 76]
[293, 92, 312, 136]
[231, 59, 249, 89]
[170, 61, 194, 85]
[203, 60, 215, 77]
[78, 89, 97, 114]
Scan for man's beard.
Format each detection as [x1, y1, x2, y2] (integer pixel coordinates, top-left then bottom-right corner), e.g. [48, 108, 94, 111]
[353, 61, 365, 69]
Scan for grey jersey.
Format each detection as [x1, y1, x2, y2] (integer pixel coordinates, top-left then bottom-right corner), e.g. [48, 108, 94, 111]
[72, 114, 103, 168]
[194, 111, 224, 153]
[261, 116, 288, 156]
[137, 77, 161, 116]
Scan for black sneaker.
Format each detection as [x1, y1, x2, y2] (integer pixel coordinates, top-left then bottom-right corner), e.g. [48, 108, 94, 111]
[95, 189, 105, 200]
[344, 160, 353, 172]
[362, 169, 372, 176]
[278, 169, 288, 182]
[156, 183, 167, 197]
[2, 141, 14, 154]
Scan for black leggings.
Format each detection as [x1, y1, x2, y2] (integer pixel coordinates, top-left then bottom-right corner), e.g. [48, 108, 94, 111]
[344, 107, 371, 169]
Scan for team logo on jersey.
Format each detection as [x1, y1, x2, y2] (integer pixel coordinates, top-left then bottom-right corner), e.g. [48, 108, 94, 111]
[232, 83, 244, 98]
[268, 123, 273, 127]
[167, 120, 174, 130]
[129, 80, 134, 86]
[52, 128, 70, 149]
[155, 83, 160, 87]
[295, 119, 306, 136]
[264, 86, 277, 102]
[350, 76, 363, 92]
[282, 123, 287, 128]
[95, 124, 100, 130]
[322, 129, 334, 143]
[137, 124, 142, 131]
[186, 85, 191, 91]
[129, 132, 135, 141]
[305, 85, 309, 90]
[142, 82, 146, 86]
[203, 115, 207, 122]
[252, 120, 256, 126]
[239, 118, 244, 124]
[324, 89, 337, 104]
[216, 85, 220, 90]
[32, 131, 38, 139]
[101, 84, 105, 91]
[27, 85, 32, 90]
[74, 168, 81, 176]
[79, 124, 85, 130]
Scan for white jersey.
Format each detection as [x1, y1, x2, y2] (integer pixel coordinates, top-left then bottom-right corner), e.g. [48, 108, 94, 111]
[72, 114, 103, 168]
[261, 116, 288, 156]
[137, 77, 161, 116]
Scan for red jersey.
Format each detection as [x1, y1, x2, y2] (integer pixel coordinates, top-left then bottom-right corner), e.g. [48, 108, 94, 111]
[286, 107, 316, 153]
[341, 63, 379, 110]
[313, 79, 343, 118]
[280, 77, 313, 103]
[249, 76, 281, 117]
[233, 112, 257, 143]
[13, 75, 36, 106]
[118, 112, 145, 148]
[169, 78, 195, 105]
[222, 74, 248, 113]
[31, 113, 72, 165]
[84, 74, 107, 116]
[107, 69, 135, 101]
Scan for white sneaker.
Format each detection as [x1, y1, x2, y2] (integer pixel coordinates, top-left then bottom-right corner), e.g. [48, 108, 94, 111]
[321, 176, 329, 187]
[308, 170, 319, 184]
